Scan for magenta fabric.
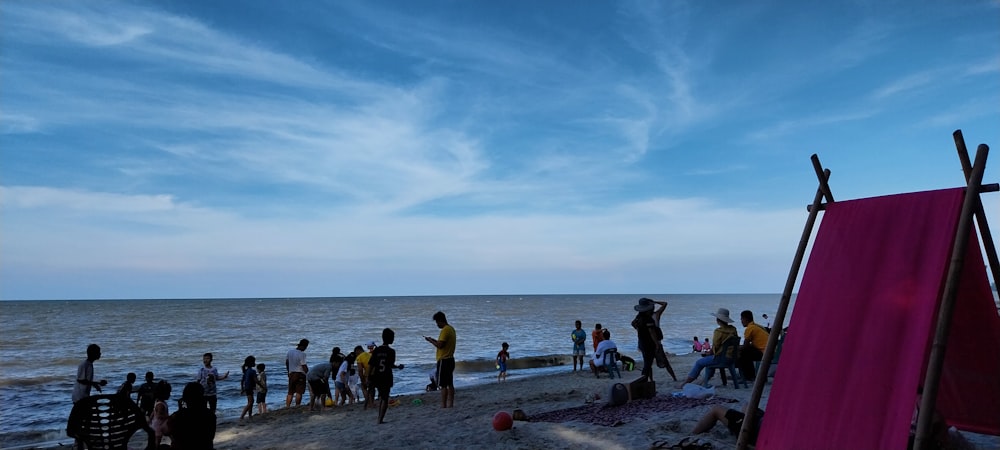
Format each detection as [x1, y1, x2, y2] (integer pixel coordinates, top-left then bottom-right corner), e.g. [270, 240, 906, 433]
[757, 188, 1000, 449]
[936, 221, 1000, 434]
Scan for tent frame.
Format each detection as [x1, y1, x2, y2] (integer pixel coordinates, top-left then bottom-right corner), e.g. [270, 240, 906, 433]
[736, 130, 999, 449]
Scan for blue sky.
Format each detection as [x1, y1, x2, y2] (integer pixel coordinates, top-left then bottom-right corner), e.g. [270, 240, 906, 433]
[1, 1, 997, 300]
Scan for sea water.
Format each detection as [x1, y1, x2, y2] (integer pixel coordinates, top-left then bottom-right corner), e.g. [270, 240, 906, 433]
[0, 294, 783, 448]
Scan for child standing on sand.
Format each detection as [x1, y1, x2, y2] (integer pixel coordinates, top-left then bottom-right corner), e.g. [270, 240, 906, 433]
[196, 352, 229, 413]
[136, 371, 156, 418]
[369, 328, 404, 424]
[239, 356, 257, 420]
[335, 353, 356, 406]
[150, 381, 171, 449]
[496, 342, 510, 383]
[255, 363, 268, 415]
[117, 372, 137, 400]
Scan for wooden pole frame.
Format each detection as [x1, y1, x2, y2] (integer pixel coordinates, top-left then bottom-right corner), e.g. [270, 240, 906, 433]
[736, 154, 833, 449]
[953, 130, 1000, 291]
[913, 142, 990, 449]
[737, 131, 995, 449]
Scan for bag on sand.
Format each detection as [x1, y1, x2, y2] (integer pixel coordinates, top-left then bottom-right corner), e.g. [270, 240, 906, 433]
[680, 383, 715, 399]
[608, 383, 629, 406]
[628, 378, 656, 400]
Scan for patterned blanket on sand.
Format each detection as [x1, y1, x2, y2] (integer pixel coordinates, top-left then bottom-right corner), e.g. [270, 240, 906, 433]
[530, 395, 739, 427]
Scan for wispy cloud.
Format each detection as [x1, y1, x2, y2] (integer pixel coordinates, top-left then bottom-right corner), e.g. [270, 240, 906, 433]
[745, 110, 878, 142]
[871, 71, 937, 100]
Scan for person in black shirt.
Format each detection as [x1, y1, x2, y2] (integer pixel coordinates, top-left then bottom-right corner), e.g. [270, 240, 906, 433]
[136, 371, 156, 418]
[164, 382, 216, 449]
[368, 328, 404, 424]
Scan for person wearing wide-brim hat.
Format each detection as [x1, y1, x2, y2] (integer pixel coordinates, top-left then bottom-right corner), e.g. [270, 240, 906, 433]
[711, 307, 735, 324]
[676, 307, 740, 388]
[632, 297, 678, 381]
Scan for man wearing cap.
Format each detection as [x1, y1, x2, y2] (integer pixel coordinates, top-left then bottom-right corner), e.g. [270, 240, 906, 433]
[356, 341, 376, 409]
[677, 308, 739, 387]
[285, 339, 309, 407]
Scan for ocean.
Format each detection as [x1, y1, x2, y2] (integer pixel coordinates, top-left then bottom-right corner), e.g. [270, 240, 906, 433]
[0, 294, 784, 448]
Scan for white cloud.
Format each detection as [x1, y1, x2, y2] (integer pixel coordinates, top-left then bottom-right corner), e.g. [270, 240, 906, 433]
[0, 113, 40, 134]
[0, 186, 803, 297]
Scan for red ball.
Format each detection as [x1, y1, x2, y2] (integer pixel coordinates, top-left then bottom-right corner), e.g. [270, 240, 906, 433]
[492, 411, 513, 431]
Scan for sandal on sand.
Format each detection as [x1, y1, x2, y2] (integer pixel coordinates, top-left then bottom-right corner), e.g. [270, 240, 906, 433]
[648, 437, 713, 450]
[648, 439, 672, 449]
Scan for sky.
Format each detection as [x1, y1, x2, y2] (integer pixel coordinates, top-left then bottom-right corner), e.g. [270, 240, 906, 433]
[1, 1, 998, 300]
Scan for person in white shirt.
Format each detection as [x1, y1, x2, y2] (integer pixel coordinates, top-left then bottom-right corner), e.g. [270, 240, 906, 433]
[588, 329, 617, 377]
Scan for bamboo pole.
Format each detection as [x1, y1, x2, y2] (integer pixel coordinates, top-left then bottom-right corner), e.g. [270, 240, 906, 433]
[954, 130, 1000, 291]
[913, 144, 989, 449]
[737, 155, 833, 449]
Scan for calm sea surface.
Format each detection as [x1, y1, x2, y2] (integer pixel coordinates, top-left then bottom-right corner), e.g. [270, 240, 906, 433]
[0, 294, 784, 448]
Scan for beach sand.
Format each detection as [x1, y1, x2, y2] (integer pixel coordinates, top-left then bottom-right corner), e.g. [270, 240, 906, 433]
[30, 352, 1000, 449]
[210, 353, 764, 450]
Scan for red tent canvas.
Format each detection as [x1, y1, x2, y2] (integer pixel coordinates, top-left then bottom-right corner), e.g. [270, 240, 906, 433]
[756, 187, 1000, 449]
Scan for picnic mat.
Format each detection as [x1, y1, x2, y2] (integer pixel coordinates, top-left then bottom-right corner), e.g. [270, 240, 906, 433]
[530, 395, 738, 427]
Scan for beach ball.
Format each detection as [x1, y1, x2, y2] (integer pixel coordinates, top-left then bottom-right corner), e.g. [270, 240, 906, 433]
[492, 411, 513, 431]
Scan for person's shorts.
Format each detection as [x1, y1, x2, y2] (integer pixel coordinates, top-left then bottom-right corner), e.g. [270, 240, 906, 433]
[724, 409, 746, 435]
[256, 391, 266, 403]
[725, 408, 763, 444]
[436, 357, 455, 388]
[375, 384, 390, 400]
[497, 362, 507, 373]
[287, 372, 306, 395]
[334, 381, 347, 391]
[572, 344, 586, 356]
[308, 378, 330, 396]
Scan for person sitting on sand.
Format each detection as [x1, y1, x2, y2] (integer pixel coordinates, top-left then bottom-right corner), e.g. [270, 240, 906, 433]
[164, 382, 216, 450]
[589, 329, 617, 377]
[702, 338, 712, 356]
[677, 308, 738, 387]
[692, 336, 703, 353]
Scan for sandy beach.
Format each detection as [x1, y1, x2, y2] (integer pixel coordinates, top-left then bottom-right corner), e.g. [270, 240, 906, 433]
[208, 353, 762, 450]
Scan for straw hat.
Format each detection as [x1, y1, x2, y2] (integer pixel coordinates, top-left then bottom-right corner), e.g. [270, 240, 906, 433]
[711, 308, 734, 323]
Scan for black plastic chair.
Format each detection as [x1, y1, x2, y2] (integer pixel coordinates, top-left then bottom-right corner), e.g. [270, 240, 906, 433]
[703, 336, 748, 388]
[67, 394, 154, 450]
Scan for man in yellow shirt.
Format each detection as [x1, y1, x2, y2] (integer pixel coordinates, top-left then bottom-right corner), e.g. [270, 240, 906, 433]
[424, 311, 456, 408]
[738, 310, 770, 382]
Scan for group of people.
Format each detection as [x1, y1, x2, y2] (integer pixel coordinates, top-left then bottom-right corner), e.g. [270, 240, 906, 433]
[678, 308, 772, 387]
[69, 310, 460, 446]
[283, 310, 457, 424]
[571, 298, 678, 383]
[69, 344, 215, 449]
